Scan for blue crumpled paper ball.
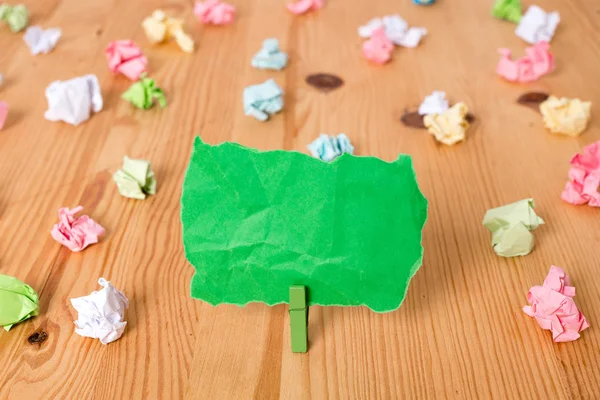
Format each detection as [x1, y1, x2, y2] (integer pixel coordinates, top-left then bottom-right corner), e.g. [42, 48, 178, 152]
[413, 0, 435, 5]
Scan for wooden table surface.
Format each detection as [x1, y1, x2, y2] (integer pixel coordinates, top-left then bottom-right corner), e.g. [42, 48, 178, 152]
[1, 0, 600, 398]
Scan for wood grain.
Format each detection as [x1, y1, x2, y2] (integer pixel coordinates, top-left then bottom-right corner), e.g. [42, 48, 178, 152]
[1, 0, 600, 398]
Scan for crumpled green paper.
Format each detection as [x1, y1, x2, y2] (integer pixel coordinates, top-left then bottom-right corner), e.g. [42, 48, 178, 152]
[181, 137, 428, 313]
[492, 0, 521, 23]
[122, 74, 166, 109]
[482, 198, 544, 257]
[113, 156, 156, 200]
[0, 3, 28, 32]
[0, 275, 39, 331]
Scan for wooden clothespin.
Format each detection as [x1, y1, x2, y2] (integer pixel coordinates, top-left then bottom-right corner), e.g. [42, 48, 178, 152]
[289, 285, 308, 353]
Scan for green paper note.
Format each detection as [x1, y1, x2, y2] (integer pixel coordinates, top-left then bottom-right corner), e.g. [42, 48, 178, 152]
[492, 0, 521, 24]
[113, 156, 156, 200]
[181, 137, 428, 313]
[0, 275, 39, 331]
[122, 75, 166, 110]
[0, 4, 28, 33]
[482, 198, 544, 257]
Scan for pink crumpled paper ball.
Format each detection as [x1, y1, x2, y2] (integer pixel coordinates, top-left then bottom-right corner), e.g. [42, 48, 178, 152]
[194, 0, 236, 25]
[0, 101, 7, 130]
[561, 140, 600, 207]
[105, 40, 148, 81]
[287, 0, 323, 15]
[50, 206, 106, 252]
[523, 266, 589, 342]
[496, 41, 554, 83]
[362, 27, 393, 65]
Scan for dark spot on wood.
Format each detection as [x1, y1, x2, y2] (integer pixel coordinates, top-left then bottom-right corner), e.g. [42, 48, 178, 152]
[79, 171, 110, 211]
[28, 331, 48, 345]
[96, 28, 103, 36]
[466, 113, 476, 123]
[400, 111, 426, 129]
[306, 73, 344, 93]
[517, 92, 549, 112]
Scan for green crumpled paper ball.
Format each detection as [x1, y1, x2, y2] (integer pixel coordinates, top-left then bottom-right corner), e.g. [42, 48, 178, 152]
[113, 156, 156, 200]
[482, 198, 544, 257]
[0, 274, 39, 331]
[121, 75, 166, 110]
[492, 0, 522, 24]
[0, 4, 28, 33]
[181, 137, 428, 313]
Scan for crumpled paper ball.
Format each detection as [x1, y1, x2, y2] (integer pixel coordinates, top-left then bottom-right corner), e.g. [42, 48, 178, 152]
[540, 96, 591, 137]
[423, 102, 470, 145]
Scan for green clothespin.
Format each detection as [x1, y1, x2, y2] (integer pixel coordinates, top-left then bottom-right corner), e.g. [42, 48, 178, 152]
[289, 285, 308, 353]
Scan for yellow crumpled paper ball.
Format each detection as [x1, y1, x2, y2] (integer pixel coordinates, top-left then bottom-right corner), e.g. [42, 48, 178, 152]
[142, 10, 194, 53]
[423, 102, 470, 146]
[539, 96, 591, 137]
